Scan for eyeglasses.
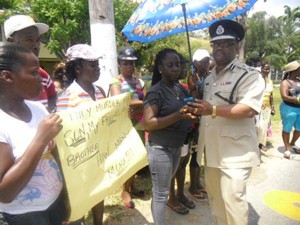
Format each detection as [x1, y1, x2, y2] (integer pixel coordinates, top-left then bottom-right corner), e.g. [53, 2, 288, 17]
[210, 41, 236, 48]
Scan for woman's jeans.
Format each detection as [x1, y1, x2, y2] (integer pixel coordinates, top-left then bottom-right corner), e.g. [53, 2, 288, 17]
[147, 143, 181, 225]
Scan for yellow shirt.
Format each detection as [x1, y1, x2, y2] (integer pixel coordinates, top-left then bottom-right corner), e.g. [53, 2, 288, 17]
[262, 77, 273, 108]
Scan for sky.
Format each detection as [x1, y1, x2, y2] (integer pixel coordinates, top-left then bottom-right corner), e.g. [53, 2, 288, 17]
[249, 0, 299, 17]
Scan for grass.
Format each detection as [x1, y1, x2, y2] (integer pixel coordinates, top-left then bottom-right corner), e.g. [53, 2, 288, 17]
[86, 83, 284, 224]
[271, 86, 282, 134]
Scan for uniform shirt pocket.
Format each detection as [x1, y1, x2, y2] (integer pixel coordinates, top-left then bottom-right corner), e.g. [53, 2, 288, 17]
[220, 126, 251, 140]
[214, 84, 235, 104]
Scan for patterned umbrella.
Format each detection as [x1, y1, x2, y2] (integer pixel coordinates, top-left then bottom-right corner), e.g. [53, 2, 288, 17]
[122, 0, 257, 61]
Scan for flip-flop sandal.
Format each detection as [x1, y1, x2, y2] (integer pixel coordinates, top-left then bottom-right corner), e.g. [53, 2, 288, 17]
[259, 144, 268, 151]
[177, 197, 195, 209]
[189, 190, 206, 200]
[283, 151, 291, 159]
[124, 200, 135, 209]
[199, 188, 207, 195]
[292, 146, 300, 154]
[167, 203, 189, 215]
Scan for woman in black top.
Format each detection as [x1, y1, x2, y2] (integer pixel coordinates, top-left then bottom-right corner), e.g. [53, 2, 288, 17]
[143, 48, 192, 225]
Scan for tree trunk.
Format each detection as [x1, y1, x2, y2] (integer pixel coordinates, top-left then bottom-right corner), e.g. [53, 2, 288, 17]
[89, 0, 118, 93]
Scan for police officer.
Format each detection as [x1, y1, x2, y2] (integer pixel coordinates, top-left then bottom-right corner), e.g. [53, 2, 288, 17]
[110, 47, 146, 209]
[185, 19, 265, 225]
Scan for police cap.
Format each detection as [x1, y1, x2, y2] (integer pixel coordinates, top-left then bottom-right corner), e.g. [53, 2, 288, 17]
[209, 19, 245, 42]
[118, 47, 137, 60]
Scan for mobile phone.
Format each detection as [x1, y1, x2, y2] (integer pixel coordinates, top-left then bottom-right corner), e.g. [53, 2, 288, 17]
[184, 97, 195, 103]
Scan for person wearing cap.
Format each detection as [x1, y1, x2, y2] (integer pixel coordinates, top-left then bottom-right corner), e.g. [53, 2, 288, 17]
[0, 42, 65, 225]
[110, 46, 146, 209]
[187, 49, 212, 200]
[279, 60, 300, 159]
[185, 19, 265, 225]
[4, 15, 57, 113]
[56, 44, 105, 225]
[189, 49, 211, 98]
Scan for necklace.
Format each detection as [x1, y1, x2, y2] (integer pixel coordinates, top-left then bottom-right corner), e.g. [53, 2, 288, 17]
[163, 83, 179, 100]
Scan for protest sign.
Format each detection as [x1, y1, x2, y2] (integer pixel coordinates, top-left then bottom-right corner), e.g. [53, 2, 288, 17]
[55, 93, 147, 220]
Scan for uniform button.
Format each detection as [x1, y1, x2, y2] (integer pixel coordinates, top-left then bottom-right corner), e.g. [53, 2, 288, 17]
[205, 122, 209, 126]
[210, 97, 213, 100]
[213, 83, 217, 86]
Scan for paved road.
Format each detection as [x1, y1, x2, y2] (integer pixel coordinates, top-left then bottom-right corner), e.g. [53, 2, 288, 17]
[102, 134, 300, 225]
[247, 140, 300, 225]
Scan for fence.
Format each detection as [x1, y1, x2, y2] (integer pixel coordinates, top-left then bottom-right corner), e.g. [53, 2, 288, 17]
[270, 71, 284, 82]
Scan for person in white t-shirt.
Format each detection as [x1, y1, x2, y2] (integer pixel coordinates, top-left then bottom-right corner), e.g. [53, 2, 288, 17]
[0, 43, 64, 224]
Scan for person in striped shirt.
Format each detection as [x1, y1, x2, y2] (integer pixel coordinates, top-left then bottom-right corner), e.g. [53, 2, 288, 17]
[56, 44, 105, 225]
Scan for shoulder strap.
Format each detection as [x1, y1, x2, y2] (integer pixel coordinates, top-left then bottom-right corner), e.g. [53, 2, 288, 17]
[286, 79, 293, 86]
[215, 71, 248, 104]
[95, 85, 106, 98]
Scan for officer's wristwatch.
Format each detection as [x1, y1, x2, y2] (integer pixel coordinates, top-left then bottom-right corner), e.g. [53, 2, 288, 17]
[211, 105, 217, 119]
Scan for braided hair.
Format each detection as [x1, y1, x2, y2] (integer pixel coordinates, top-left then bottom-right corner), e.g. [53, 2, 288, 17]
[151, 48, 178, 86]
[0, 42, 32, 74]
[65, 58, 84, 85]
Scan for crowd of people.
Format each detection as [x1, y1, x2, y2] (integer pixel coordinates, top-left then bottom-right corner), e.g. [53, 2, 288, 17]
[0, 13, 299, 225]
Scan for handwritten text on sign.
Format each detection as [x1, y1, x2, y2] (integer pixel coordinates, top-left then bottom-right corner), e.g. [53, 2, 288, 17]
[55, 93, 147, 221]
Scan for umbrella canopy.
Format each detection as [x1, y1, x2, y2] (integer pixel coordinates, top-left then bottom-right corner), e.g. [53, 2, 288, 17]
[122, 0, 257, 43]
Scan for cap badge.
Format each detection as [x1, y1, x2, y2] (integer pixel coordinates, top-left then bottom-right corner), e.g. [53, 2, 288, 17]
[216, 25, 224, 35]
[125, 48, 131, 55]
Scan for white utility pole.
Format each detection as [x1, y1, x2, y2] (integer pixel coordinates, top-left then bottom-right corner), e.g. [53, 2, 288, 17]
[89, 0, 118, 93]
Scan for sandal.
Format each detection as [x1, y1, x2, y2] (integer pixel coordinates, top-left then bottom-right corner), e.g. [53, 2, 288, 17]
[283, 151, 291, 159]
[189, 190, 206, 200]
[167, 202, 189, 215]
[199, 188, 207, 195]
[292, 146, 300, 154]
[124, 200, 135, 209]
[259, 143, 268, 151]
[177, 197, 195, 209]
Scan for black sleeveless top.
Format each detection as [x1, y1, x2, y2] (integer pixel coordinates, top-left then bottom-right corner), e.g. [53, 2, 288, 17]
[284, 79, 300, 107]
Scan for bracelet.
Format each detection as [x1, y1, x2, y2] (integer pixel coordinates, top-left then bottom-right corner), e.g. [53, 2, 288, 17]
[211, 105, 217, 119]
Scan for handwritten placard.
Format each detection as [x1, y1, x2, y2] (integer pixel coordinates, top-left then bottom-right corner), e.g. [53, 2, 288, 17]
[55, 93, 147, 220]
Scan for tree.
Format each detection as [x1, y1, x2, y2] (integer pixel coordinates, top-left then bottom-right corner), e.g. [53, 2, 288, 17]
[31, 0, 90, 59]
[89, 0, 118, 83]
[0, 0, 209, 72]
[278, 5, 300, 62]
[246, 6, 300, 70]
[0, 0, 91, 60]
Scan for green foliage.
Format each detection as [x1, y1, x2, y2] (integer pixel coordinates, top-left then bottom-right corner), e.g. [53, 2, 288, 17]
[0, 0, 18, 9]
[1, 0, 211, 69]
[246, 6, 300, 70]
[113, 0, 138, 32]
[30, 0, 90, 59]
[113, 0, 210, 74]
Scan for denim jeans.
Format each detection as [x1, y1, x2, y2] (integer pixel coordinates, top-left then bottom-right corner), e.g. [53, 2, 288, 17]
[3, 192, 67, 225]
[147, 143, 181, 225]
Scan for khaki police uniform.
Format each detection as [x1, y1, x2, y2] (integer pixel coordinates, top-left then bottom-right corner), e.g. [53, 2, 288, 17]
[196, 58, 265, 225]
